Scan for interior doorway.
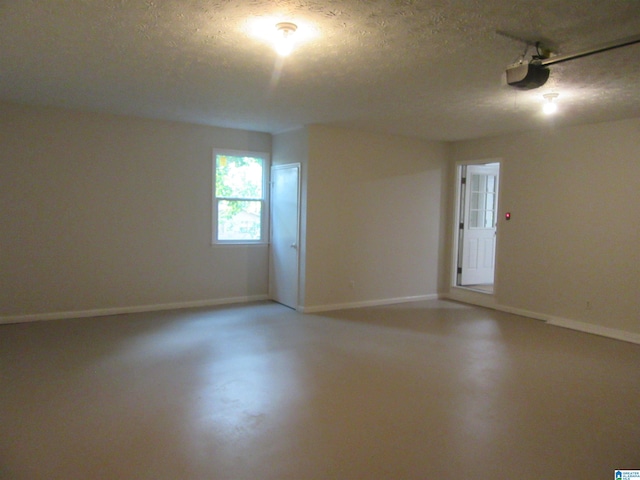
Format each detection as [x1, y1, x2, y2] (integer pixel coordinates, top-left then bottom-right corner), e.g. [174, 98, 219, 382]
[454, 161, 500, 294]
[269, 163, 301, 309]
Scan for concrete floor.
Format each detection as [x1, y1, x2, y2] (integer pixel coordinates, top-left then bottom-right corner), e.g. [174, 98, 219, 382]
[1, 299, 639, 479]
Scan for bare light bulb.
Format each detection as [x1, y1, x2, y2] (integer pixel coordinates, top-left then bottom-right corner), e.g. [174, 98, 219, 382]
[543, 93, 559, 115]
[275, 22, 297, 56]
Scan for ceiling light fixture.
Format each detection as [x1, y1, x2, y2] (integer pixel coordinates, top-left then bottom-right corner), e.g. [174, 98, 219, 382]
[542, 92, 559, 115]
[274, 22, 298, 57]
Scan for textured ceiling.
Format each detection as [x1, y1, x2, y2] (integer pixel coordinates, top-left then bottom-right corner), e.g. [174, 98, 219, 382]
[1, 0, 639, 141]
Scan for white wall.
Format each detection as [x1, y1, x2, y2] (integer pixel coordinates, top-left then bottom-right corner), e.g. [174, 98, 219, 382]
[448, 118, 640, 337]
[0, 102, 271, 320]
[303, 125, 447, 310]
[8, 100, 635, 341]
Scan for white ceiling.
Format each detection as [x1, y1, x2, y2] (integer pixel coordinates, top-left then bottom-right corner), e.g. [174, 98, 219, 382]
[1, 0, 639, 141]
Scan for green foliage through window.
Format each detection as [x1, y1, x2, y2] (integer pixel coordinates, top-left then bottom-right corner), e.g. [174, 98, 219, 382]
[214, 153, 265, 242]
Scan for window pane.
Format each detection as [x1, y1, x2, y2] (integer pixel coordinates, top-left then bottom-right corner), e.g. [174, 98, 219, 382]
[487, 175, 496, 193]
[471, 174, 480, 191]
[216, 155, 263, 199]
[478, 175, 487, 193]
[471, 192, 479, 210]
[218, 200, 262, 240]
[484, 211, 494, 228]
[469, 210, 479, 228]
[485, 193, 495, 210]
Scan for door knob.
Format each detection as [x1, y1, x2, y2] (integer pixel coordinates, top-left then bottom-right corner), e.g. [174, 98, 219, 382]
[290, 243, 297, 249]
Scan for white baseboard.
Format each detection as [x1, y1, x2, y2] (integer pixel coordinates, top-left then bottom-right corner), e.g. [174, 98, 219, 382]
[300, 294, 438, 314]
[0, 294, 270, 324]
[6, 293, 638, 345]
[545, 316, 640, 345]
[441, 293, 640, 345]
[488, 303, 552, 322]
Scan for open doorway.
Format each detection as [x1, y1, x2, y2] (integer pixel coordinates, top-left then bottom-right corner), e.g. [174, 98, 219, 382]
[454, 161, 500, 294]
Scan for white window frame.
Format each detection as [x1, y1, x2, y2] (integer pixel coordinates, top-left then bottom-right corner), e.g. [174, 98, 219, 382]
[212, 149, 270, 245]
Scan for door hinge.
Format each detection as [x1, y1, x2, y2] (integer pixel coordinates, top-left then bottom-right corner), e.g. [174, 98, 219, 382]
[459, 222, 464, 230]
[461, 177, 466, 185]
[457, 267, 462, 274]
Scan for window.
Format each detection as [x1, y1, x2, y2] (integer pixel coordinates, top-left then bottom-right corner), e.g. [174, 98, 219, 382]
[213, 150, 269, 243]
[468, 173, 497, 229]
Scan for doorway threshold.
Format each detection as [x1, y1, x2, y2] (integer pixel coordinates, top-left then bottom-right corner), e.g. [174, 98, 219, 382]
[459, 284, 494, 295]
[447, 286, 497, 310]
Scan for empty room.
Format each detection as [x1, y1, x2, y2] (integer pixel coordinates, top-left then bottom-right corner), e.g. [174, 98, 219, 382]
[1, 1, 639, 479]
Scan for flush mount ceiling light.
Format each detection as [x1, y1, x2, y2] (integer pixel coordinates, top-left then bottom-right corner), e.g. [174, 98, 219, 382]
[245, 17, 317, 55]
[542, 92, 559, 115]
[274, 22, 297, 57]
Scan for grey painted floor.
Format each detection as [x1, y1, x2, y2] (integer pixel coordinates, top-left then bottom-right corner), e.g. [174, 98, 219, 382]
[1, 299, 639, 479]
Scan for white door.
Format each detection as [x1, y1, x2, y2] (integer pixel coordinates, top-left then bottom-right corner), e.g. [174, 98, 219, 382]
[269, 164, 300, 309]
[461, 163, 499, 285]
